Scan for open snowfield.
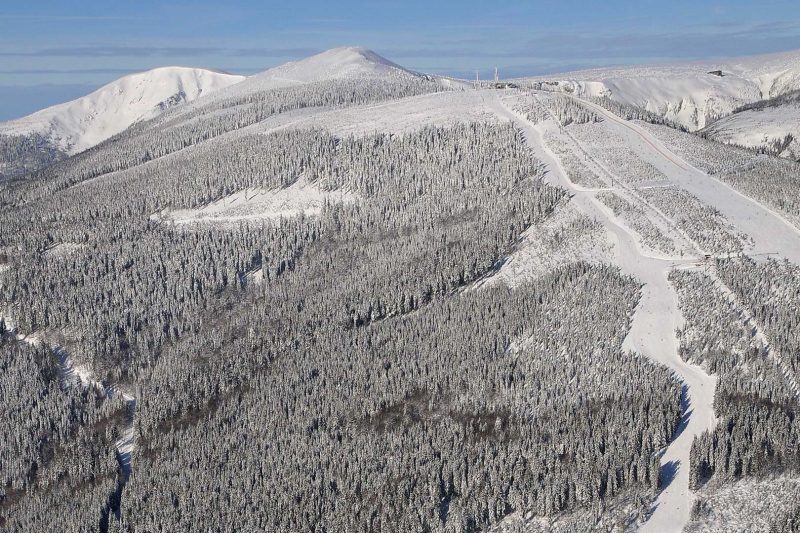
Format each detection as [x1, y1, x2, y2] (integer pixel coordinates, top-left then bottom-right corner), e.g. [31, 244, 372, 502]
[520, 48, 800, 130]
[702, 102, 800, 159]
[154, 177, 357, 225]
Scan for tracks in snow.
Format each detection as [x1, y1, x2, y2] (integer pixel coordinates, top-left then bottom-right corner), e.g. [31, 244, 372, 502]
[575, 96, 800, 265]
[491, 95, 718, 532]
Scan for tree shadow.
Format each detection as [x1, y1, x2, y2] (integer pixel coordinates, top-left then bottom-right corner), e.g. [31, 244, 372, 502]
[660, 459, 680, 490]
[671, 383, 692, 441]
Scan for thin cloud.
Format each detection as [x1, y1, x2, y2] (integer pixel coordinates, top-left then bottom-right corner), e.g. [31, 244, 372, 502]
[0, 68, 138, 75]
[0, 46, 221, 57]
[0, 45, 325, 59]
[0, 14, 134, 21]
[228, 47, 322, 57]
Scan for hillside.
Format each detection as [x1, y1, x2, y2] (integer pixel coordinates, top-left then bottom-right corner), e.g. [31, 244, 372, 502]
[217, 46, 420, 96]
[0, 66, 245, 155]
[3, 46, 800, 532]
[0, 67, 244, 181]
[524, 48, 800, 131]
[0, 48, 429, 181]
[701, 89, 800, 159]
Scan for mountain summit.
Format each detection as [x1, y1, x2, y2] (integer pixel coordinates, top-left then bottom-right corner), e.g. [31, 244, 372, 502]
[0, 47, 421, 180]
[0, 66, 245, 156]
[207, 46, 420, 101]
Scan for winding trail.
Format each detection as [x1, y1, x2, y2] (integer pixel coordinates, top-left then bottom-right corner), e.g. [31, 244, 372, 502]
[491, 95, 718, 532]
[0, 310, 136, 480]
[56, 348, 137, 479]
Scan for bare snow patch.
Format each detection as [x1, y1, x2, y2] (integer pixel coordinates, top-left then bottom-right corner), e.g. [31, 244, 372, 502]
[479, 200, 612, 288]
[42, 242, 87, 257]
[154, 178, 357, 225]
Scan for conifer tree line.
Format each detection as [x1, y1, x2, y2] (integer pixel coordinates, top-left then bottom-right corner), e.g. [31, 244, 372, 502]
[669, 265, 800, 491]
[0, 133, 65, 182]
[638, 187, 747, 254]
[1, 123, 561, 380]
[588, 96, 689, 130]
[12, 76, 442, 197]
[515, 93, 600, 127]
[596, 190, 678, 255]
[716, 258, 800, 383]
[732, 89, 800, 114]
[122, 264, 678, 532]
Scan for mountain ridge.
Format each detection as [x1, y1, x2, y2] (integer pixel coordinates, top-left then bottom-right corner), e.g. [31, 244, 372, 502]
[0, 66, 246, 156]
[521, 48, 800, 130]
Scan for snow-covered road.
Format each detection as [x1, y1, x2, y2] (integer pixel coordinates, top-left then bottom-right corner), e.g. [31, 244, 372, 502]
[576, 97, 800, 264]
[491, 95, 719, 532]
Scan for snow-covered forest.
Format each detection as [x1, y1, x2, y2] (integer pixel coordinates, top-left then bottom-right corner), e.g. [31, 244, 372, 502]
[2, 46, 800, 532]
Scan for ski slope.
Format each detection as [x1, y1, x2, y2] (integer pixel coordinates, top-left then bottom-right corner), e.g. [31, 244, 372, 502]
[492, 95, 718, 533]
[577, 96, 800, 264]
[494, 90, 800, 531]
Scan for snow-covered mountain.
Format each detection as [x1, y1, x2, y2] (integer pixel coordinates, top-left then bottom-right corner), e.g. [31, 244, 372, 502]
[0, 66, 245, 155]
[200, 46, 424, 104]
[0, 47, 436, 181]
[259, 46, 419, 85]
[701, 90, 800, 160]
[525, 49, 800, 131]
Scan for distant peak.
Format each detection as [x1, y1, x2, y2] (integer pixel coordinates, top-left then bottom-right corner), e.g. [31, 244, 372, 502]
[303, 46, 407, 70]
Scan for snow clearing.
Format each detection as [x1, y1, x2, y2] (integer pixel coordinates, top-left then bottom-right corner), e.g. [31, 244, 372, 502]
[153, 177, 357, 225]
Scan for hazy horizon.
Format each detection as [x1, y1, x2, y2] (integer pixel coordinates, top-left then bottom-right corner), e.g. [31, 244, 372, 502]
[3, 0, 800, 120]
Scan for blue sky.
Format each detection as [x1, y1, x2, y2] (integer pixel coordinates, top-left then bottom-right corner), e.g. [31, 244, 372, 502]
[1, 0, 800, 120]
